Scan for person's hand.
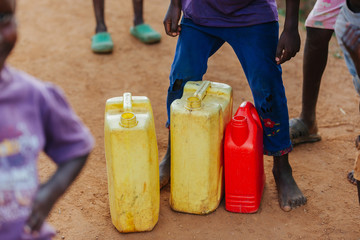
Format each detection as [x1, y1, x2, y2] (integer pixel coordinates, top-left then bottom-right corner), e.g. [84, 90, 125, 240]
[163, 1, 182, 37]
[342, 23, 360, 59]
[276, 28, 301, 64]
[25, 185, 56, 234]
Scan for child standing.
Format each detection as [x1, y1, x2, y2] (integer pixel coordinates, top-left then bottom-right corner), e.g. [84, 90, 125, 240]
[289, 0, 344, 146]
[159, 0, 307, 211]
[334, 0, 360, 197]
[0, 1, 94, 239]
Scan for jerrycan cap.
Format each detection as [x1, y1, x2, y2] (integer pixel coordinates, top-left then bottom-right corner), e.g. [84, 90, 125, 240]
[186, 96, 202, 109]
[232, 115, 247, 126]
[185, 81, 211, 110]
[120, 112, 137, 128]
[120, 93, 137, 128]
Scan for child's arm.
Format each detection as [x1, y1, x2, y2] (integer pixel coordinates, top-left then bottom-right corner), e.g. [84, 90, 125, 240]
[276, 0, 300, 65]
[341, 24, 360, 78]
[163, 0, 182, 37]
[25, 154, 89, 234]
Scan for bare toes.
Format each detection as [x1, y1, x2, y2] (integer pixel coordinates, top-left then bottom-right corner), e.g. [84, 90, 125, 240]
[280, 204, 291, 212]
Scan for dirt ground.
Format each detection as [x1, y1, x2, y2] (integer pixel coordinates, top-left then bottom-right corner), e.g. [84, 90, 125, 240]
[10, 0, 360, 239]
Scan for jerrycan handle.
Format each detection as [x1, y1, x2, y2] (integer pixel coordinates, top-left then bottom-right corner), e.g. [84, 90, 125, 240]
[120, 93, 137, 128]
[240, 101, 262, 130]
[186, 81, 211, 109]
[123, 92, 132, 112]
[194, 81, 211, 100]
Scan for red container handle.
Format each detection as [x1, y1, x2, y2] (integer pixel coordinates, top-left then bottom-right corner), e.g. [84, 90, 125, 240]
[239, 102, 262, 129]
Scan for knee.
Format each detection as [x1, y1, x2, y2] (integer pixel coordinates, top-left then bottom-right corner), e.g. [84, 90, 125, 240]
[305, 28, 333, 50]
[172, 79, 183, 91]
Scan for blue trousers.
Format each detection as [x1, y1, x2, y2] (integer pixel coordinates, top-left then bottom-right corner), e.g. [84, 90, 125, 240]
[166, 18, 292, 156]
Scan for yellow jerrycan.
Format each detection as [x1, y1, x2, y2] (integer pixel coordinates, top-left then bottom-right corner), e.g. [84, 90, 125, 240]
[170, 81, 233, 214]
[104, 93, 159, 232]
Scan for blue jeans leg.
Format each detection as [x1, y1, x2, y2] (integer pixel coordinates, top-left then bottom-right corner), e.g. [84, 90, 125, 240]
[226, 22, 292, 156]
[166, 21, 224, 127]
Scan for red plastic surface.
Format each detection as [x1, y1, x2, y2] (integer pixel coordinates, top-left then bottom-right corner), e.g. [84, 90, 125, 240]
[224, 101, 265, 213]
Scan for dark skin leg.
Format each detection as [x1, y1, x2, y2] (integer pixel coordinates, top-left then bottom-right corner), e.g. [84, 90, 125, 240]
[272, 154, 307, 211]
[159, 131, 170, 189]
[92, 0, 144, 34]
[298, 27, 333, 133]
[348, 0, 360, 13]
[93, 0, 107, 33]
[132, 0, 144, 26]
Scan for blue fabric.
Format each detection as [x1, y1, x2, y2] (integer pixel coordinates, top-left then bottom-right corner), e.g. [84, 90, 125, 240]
[166, 18, 292, 156]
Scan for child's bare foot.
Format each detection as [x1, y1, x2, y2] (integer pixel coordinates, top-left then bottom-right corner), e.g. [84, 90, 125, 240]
[273, 154, 307, 211]
[159, 147, 170, 189]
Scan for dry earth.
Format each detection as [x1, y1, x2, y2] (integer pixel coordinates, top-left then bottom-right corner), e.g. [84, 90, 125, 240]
[10, 0, 360, 239]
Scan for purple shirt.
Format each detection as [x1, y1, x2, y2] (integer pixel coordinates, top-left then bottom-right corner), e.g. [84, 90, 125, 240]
[182, 0, 278, 27]
[0, 66, 94, 240]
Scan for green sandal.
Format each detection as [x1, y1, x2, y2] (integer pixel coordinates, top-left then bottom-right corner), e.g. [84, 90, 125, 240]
[91, 32, 114, 53]
[130, 24, 161, 44]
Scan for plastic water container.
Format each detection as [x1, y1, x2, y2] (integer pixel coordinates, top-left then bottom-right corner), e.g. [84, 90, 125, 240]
[170, 81, 233, 214]
[104, 93, 159, 232]
[224, 101, 265, 213]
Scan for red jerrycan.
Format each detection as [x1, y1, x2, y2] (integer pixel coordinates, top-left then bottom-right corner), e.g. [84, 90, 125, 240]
[224, 101, 265, 213]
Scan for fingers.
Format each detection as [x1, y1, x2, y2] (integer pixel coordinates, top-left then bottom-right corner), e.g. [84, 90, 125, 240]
[171, 20, 180, 36]
[25, 204, 47, 234]
[275, 42, 284, 64]
[163, 20, 181, 37]
[164, 20, 172, 36]
[25, 212, 42, 233]
[25, 216, 45, 236]
[276, 30, 300, 64]
[276, 49, 296, 65]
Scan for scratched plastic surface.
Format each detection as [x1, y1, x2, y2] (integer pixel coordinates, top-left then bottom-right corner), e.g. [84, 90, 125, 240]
[170, 81, 233, 214]
[224, 101, 265, 213]
[104, 93, 159, 232]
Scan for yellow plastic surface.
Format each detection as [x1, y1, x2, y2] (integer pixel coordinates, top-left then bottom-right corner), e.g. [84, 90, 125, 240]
[104, 93, 159, 232]
[170, 81, 233, 214]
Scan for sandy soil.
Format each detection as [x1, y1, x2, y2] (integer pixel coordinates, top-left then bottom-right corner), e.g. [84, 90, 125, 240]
[10, 0, 360, 239]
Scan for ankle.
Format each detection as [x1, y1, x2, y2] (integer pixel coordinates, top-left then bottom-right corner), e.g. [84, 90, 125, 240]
[272, 154, 292, 177]
[133, 18, 144, 26]
[95, 23, 107, 33]
[298, 115, 318, 134]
